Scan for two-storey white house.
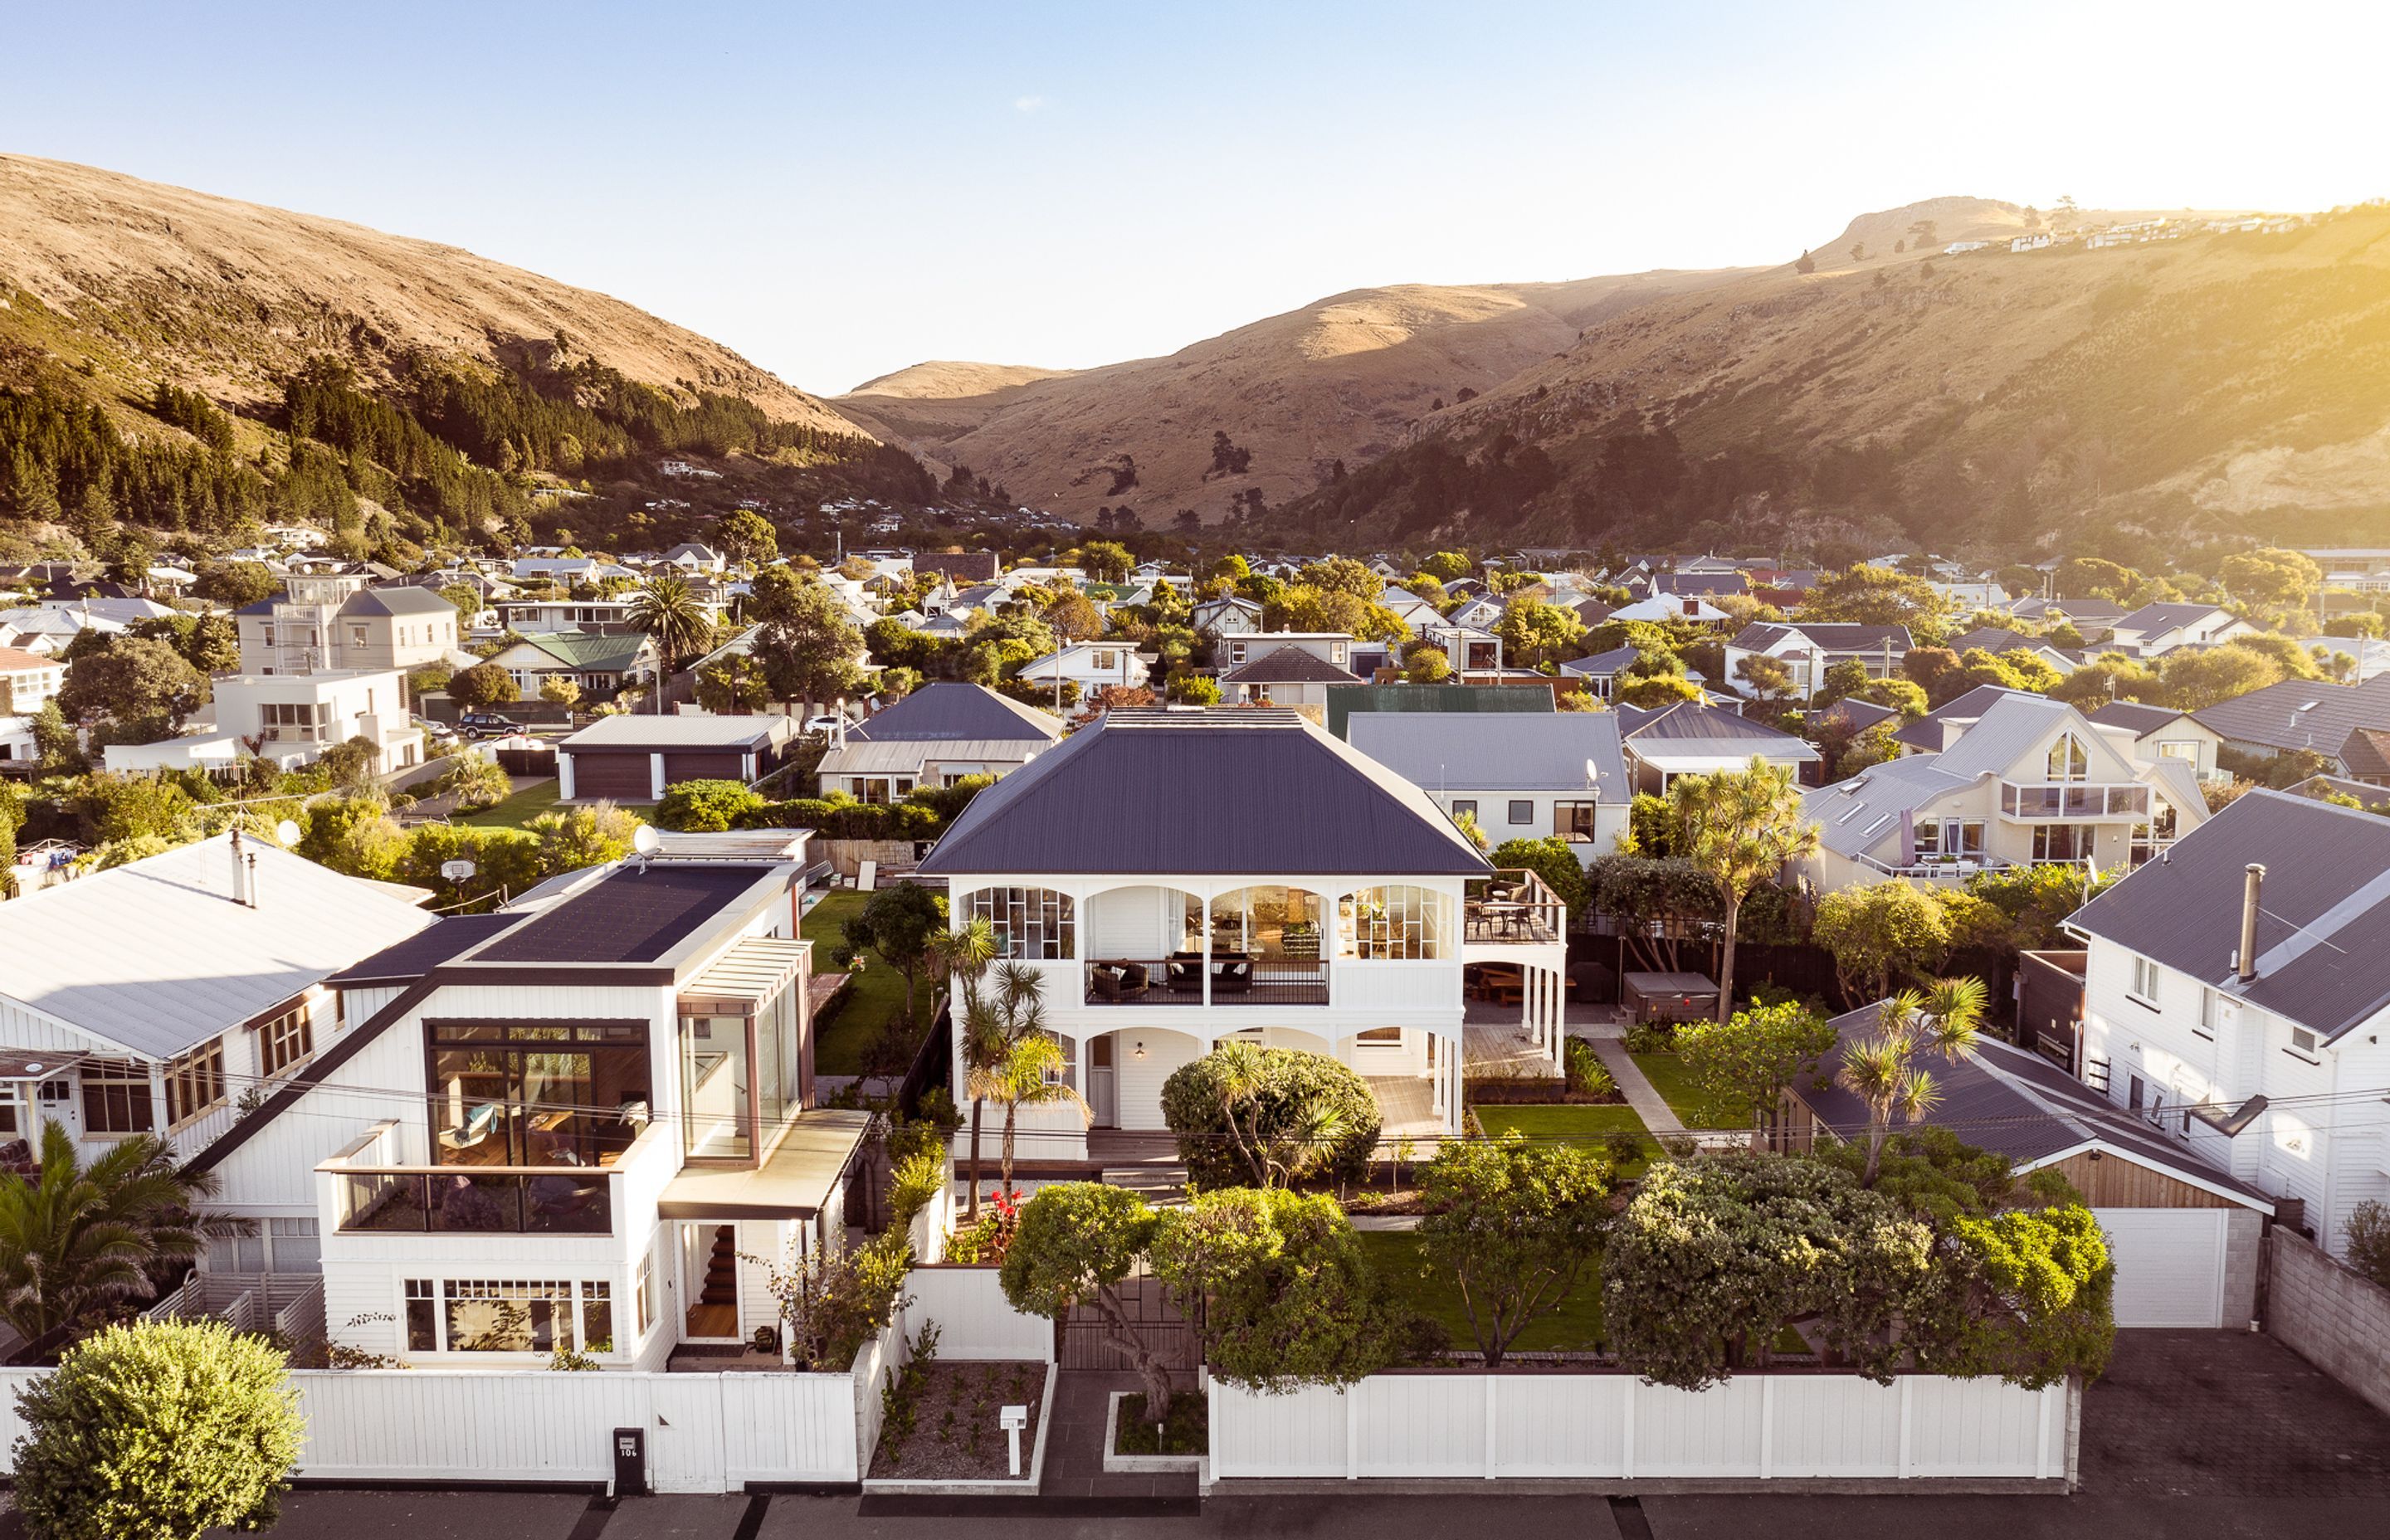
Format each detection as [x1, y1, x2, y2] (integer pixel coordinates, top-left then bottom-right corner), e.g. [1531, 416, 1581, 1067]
[918, 711, 1568, 1180]
[1796, 693, 2207, 890]
[1347, 709, 1632, 863]
[189, 835, 868, 1368]
[236, 579, 461, 677]
[1724, 622, 1913, 699]
[2069, 792, 2390, 1265]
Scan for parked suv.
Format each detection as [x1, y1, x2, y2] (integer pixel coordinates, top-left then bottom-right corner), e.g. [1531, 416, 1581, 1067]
[456, 712, 524, 739]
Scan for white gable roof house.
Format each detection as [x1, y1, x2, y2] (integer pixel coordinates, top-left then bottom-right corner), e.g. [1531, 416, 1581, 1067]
[0, 833, 433, 1261]
[1796, 694, 2207, 890]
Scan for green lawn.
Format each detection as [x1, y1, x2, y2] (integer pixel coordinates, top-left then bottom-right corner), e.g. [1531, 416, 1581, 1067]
[1630, 1050, 1751, 1130]
[1357, 1230, 1605, 1355]
[456, 777, 565, 829]
[802, 889, 920, 1076]
[1471, 1103, 1656, 1180]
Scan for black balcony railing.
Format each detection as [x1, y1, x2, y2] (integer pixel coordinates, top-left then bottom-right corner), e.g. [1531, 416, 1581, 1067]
[1084, 954, 1331, 1006]
[336, 1167, 613, 1235]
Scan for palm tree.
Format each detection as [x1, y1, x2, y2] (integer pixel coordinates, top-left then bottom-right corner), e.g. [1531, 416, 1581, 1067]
[627, 575, 713, 711]
[1203, 1040, 1349, 1188]
[0, 1121, 226, 1345]
[959, 959, 1046, 1218]
[1836, 978, 1989, 1184]
[1670, 755, 1822, 1021]
[978, 1032, 1087, 1191]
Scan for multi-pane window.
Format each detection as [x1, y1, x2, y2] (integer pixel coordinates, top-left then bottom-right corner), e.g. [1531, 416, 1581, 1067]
[2130, 955, 2159, 1003]
[1339, 885, 1450, 960]
[165, 1040, 226, 1128]
[1554, 802, 1601, 840]
[2046, 733, 2089, 781]
[80, 1058, 154, 1134]
[261, 703, 321, 728]
[967, 888, 1076, 959]
[442, 1279, 578, 1353]
[258, 1003, 315, 1076]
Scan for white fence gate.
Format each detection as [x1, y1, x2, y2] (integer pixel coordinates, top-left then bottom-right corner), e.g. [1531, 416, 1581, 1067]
[1210, 1372, 2076, 1485]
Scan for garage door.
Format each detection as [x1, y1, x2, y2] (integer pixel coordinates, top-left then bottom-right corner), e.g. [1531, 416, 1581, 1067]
[662, 751, 746, 783]
[2095, 1207, 2228, 1327]
[568, 751, 654, 801]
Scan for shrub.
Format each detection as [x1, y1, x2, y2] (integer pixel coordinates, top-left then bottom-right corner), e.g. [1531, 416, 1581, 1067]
[1488, 836, 1591, 917]
[1160, 1045, 1381, 1188]
[2347, 1200, 2390, 1289]
[654, 777, 764, 832]
[1623, 1020, 1677, 1053]
[890, 1147, 948, 1232]
[1563, 1038, 1616, 1099]
[12, 1318, 304, 1540]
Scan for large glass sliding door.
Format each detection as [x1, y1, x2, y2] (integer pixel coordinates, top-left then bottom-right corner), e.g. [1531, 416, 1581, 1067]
[426, 1021, 652, 1168]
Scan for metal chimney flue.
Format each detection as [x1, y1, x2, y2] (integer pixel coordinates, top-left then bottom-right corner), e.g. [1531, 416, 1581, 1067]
[2237, 863, 2266, 982]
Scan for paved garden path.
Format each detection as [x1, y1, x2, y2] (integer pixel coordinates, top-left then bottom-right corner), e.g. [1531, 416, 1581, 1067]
[1588, 1038, 1685, 1134]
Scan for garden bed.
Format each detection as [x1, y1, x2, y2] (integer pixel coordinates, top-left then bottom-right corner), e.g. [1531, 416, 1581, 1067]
[1463, 1077, 1619, 1105]
[866, 1359, 1051, 1488]
[1105, 1388, 1209, 1472]
[1470, 1104, 1658, 1180]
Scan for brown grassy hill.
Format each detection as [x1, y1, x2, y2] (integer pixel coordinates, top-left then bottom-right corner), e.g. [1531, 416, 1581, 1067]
[831, 270, 1757, 523]
[1297, 199, 2389, 556]
[0, 154, 853, 436]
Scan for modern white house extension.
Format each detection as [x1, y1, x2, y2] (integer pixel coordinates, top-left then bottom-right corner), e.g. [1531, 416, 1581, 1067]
[182, 834, 871, 1370]
[917, 710, 1569, 1173]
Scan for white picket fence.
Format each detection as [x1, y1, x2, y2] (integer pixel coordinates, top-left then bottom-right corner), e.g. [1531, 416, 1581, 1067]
[0, 1266, 1046, 1494]
[1210, 1372, 2076, 1485]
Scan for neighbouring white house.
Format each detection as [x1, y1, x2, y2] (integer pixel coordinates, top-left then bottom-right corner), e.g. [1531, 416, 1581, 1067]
[2068, 792, 2390, 1270]
[0, 833, 435, 1270]
[1607, 594, 1730, 626]
[1217, 631, 1355, 673]
[0, 645, 65, 714]
[1347, 709, 1632, 862]
[485, 631, 661, 700]
[1787, 1009, 2274, 1328]
[918, 709, 1572, 1176]
[2090, 700, 2227, 781]
[2103, 603, 2259, 658]
[494, 596, 646, 634]
[1614, 701, 1819, 794]
[1557, 646, 1642, 702]
[1411, 619, 1505, 673]
[237, 581, 463, 678]
[0, 714, 36, 769]
[194, 833, 873, 1367]
[1191, 594, 1264, 636]
[817, 682, 1063, 801]
[1794, 693, 2206, 890]
[1012, 640, 1152, 695]
[1724, 622, 1913, 699]
[0, 596, 180, 656]
[1219, 644, 1367, 708]
[193, 669, 427, 774]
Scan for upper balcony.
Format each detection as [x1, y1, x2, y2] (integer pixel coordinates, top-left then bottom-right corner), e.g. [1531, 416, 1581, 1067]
[321, 1120, 666, 1238]
[1999, 781, 2148, 821]
[1461, 868, 1567, 947]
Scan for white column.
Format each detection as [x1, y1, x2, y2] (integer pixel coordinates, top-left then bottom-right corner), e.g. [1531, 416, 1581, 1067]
[558, 752, 576, 801]
[649, 752, 666, 801]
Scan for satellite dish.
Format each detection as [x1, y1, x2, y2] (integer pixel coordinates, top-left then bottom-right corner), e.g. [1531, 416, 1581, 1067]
[440, 859, 477, 883]
[632, 824, 663, 856]
[276, 819, 302, 846]
[1585, 758, 1600, 785]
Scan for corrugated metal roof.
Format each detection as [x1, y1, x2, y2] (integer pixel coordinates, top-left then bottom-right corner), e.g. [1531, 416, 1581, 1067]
[918, 713, 1493, 877]
[1347, 711, 1628, 797]
[819, 738, 1044, 776]
[341, 586, 458, 617]
[1802, 1006, 2270, 1204]
[1221, 646, 1366, 686]
[2067, 789, 2390, 1041]
[0, 835, 435, 1058]
[560, 714, 783, 751]
[850, 682, 1063, 743]
[2089, 701, 2187, 736]
[1803, 756, 1975, 857]
[1929, 694, 2087, 779]
[2192, 675, 2390, 756]
[1890, 685, 2041, 752]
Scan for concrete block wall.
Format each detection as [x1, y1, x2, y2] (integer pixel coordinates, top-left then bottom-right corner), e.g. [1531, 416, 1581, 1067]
[2266, 1227, 2390, 1418]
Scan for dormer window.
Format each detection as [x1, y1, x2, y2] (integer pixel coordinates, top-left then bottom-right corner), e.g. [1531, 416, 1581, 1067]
[2047, 733, 2089, 781]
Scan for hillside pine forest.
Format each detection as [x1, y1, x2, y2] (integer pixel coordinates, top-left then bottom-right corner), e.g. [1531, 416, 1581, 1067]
[3, 156, 2389, 571]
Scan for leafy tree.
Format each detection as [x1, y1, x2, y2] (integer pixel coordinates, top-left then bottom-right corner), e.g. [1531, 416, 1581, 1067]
[1493, 596, 1587, 669]
[1850, 675, 1928, 718]
[1673, 999, 1836, 1147]
[1402, 647, 1452, 684]
[1161, 1044, 1380, 1188]
[1812, 657, 1872, 706]
[1487, 835, 1591, 916]
[1149, 1187, 1402, 1391]
[1415, 1134, 1612, 1366]
[1000, 1183, 1177, 1415]
[526, 802, 640, 876]
[2220, 547, 2322, 622]
[751, 1231, 910, 1370]
[446, 659, 519, 710]
[192, 559, 275, 608]
[1836, 980, 1988, 1184]
[32, 700, 85, 773]
[2054, 558, 2136, 601]
[1813, 882, 1953, 999]
[1079, 540, 1134, 582]
[182, 612, 239, 675]
[1801, 567, 1950, 636]
[716, 507, 778, 568]
[56, 636, 207, 742]
[834, 881, 948, 1030]
[1419, 550, 1472, 582]
[1588, 853, 1719, 971]
[0, 1121, 225, 1344]
[2159, 639, 2313, 710]
[2048, 652, 2163, 709]
[1617, 673, 1705, 708]
[1606, 1153, 1939, 1389]
[1667, 757, 1820, 1021]
[2344, 1200, 2390, 1290]
[1734, 654, 1795, 701]
[12, 1318, 304, 1540]
[538, 675, 582, 706]
[695, 651, 772, 714]
[1963, 863, 2113, 952]
[748, 567, 866, 714]
[655, 777, 763, 831]
[315, 733, 382, 792]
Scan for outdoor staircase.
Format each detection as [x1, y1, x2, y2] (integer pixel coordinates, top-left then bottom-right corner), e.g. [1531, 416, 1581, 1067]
[1101, 1163, 1190, 1206]
[700, 1226, 738, 1308]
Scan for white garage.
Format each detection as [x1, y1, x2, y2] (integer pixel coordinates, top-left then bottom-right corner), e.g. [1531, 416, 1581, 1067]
[2095, 1207, 2232, 1328]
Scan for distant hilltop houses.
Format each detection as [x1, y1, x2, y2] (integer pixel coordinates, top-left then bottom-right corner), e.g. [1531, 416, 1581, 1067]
[1940, 211, 2314, 260]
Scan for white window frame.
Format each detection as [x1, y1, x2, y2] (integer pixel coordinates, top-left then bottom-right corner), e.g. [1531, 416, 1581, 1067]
[2196, 987, 2216, 1040]
[2129, 954, 2159, 1008]
[2285, 1025, 2321, 1061]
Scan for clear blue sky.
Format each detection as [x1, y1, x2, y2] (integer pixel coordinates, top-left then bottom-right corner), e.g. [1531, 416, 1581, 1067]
[4, 1, 2381, 395]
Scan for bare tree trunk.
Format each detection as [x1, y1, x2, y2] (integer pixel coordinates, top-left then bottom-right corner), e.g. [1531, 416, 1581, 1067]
[1714, 894, 1741, 1023]
[1001, 1102, 1018, 1190]
[1100, 1285, 1173, 1420]
[967, 1097, 987, 1222]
